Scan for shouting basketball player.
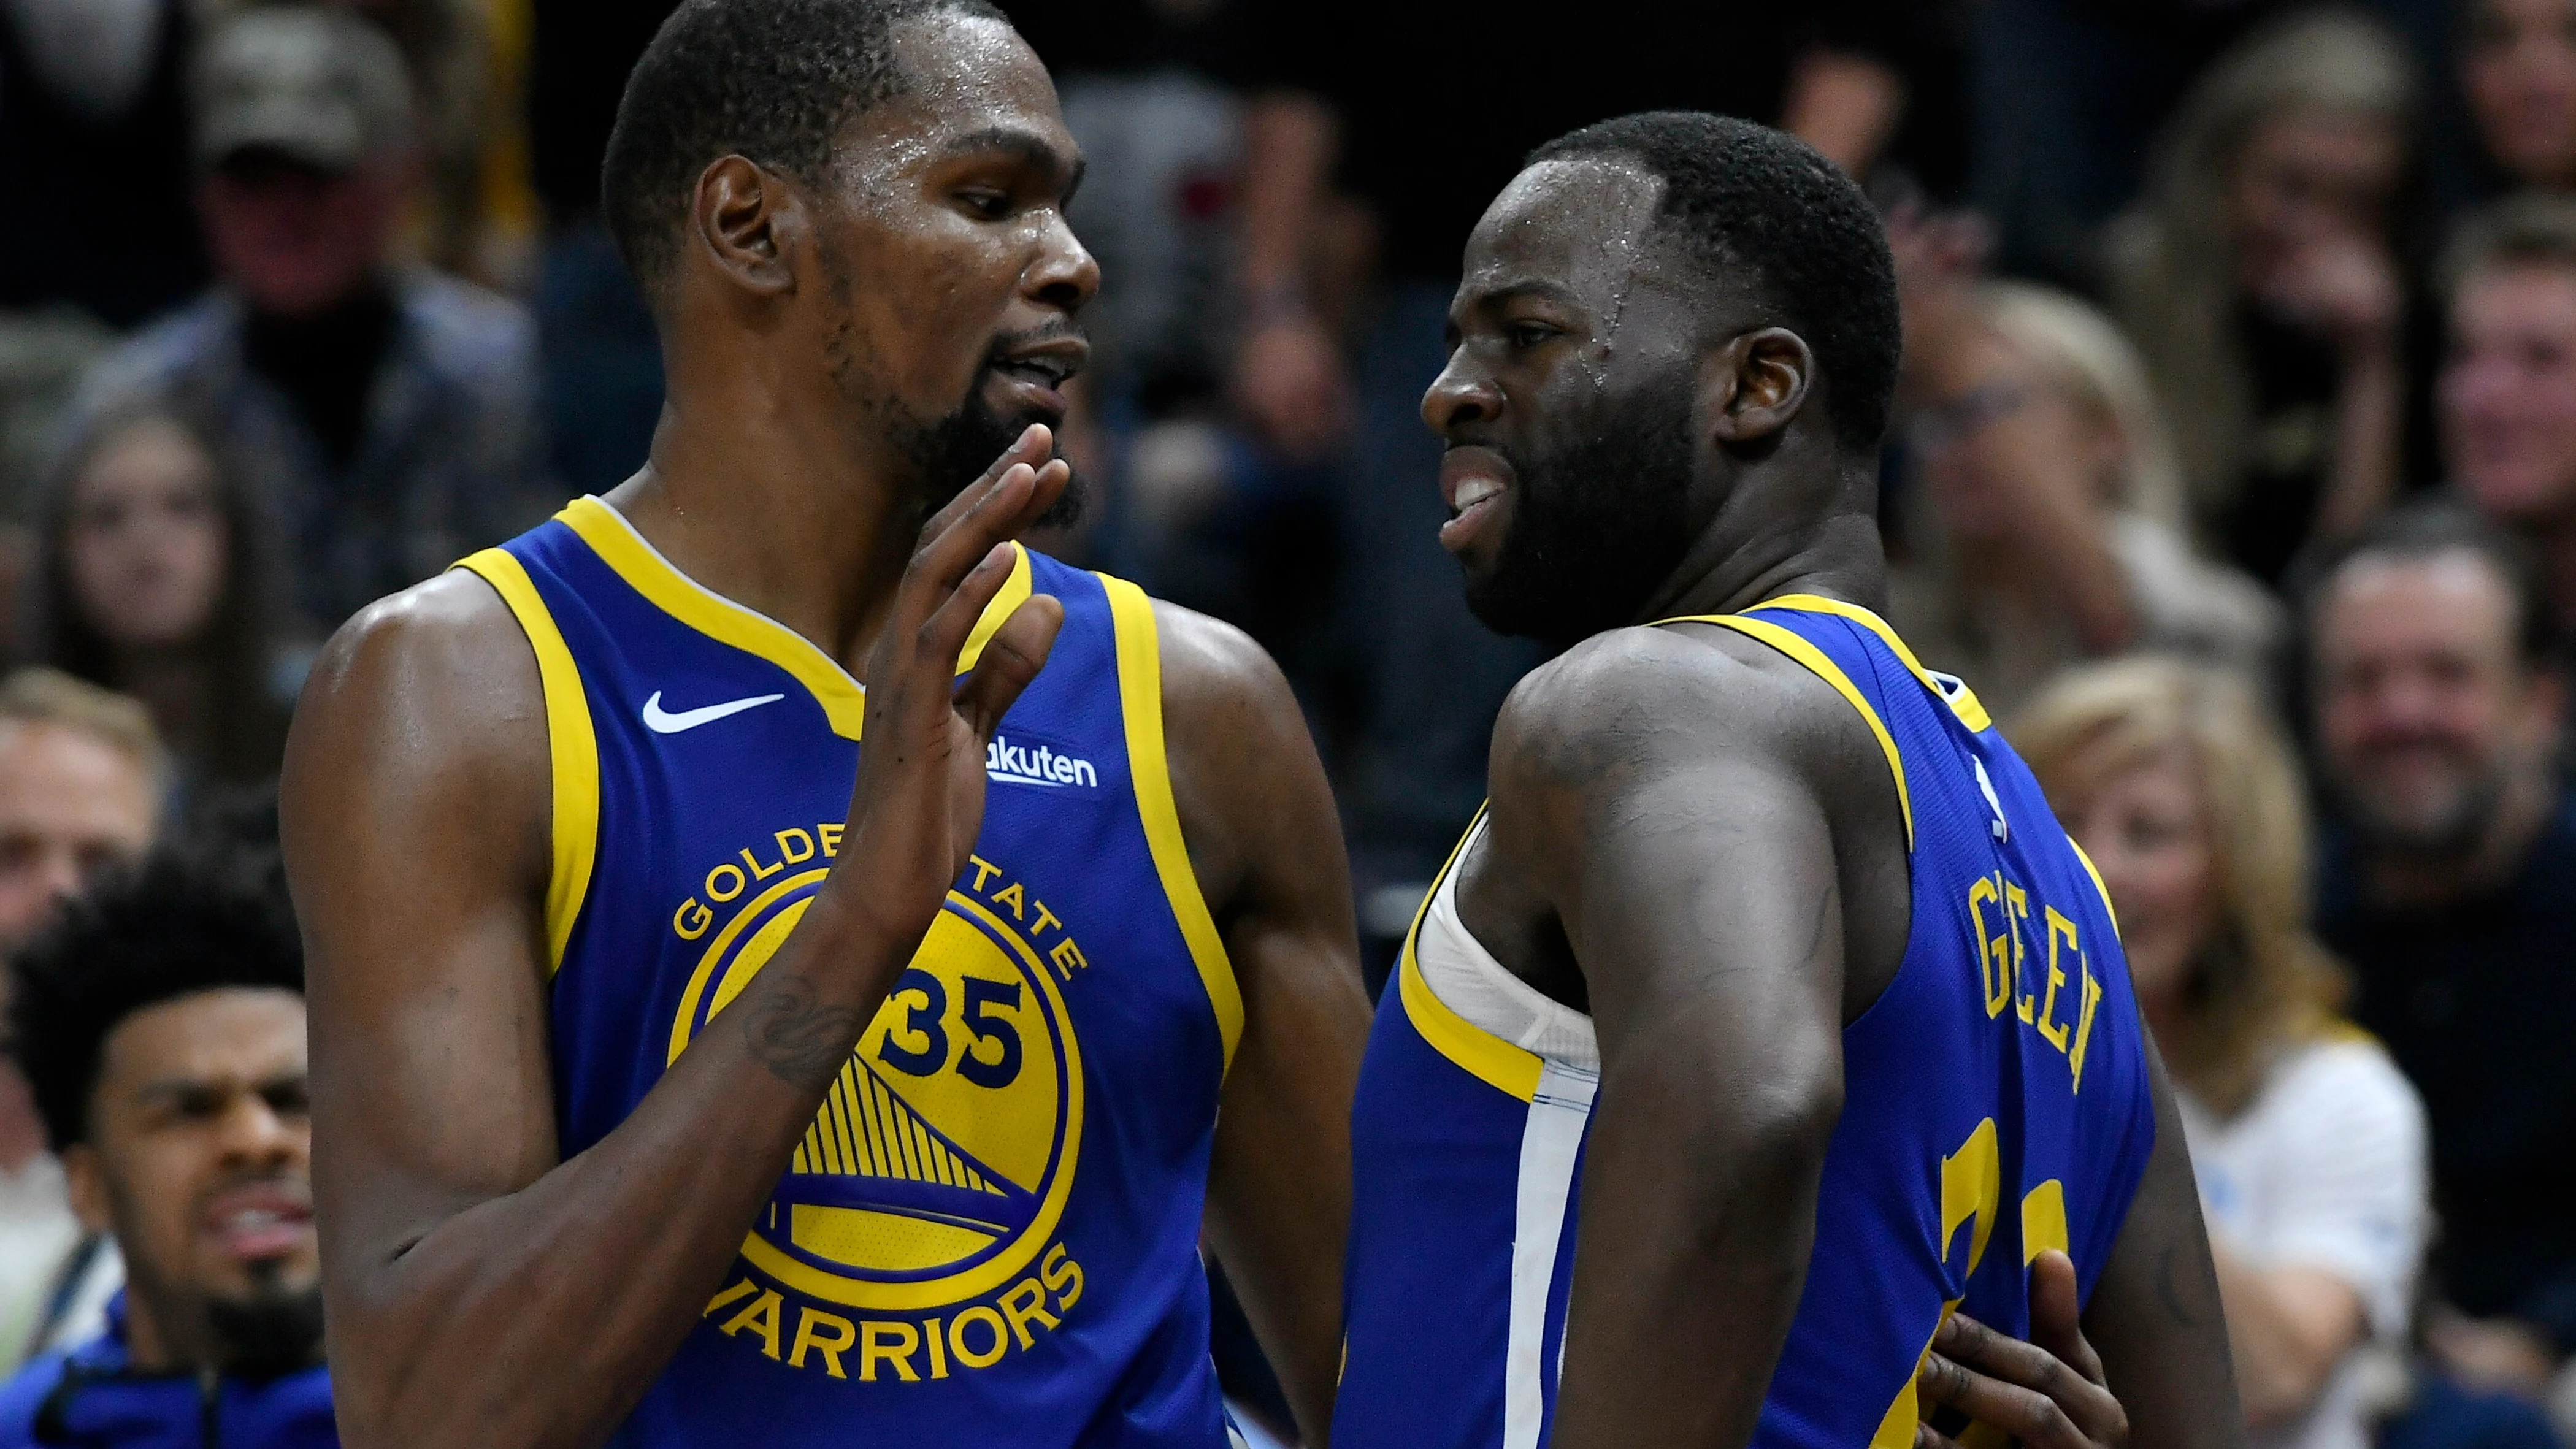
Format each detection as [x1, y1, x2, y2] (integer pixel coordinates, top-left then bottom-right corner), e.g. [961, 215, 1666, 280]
[283, 2, 2180, 1444]
[1331, 113, 2247, 1449]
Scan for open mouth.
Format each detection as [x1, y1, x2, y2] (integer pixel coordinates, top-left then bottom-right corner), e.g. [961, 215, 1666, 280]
[203, 1183, 315, 1262]
[1438, 446, 1514, 553]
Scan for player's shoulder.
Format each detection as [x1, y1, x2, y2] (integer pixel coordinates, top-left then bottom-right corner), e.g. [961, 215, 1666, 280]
[1145, 595, 1302, 728]
[1492, 622, 1862, 793]
[305, 568, 533, 711]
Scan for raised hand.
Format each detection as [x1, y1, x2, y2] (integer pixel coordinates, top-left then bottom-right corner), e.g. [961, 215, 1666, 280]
[824, 423, 1070, 953]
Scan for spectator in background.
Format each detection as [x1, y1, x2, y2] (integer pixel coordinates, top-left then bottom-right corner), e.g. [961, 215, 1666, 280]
[2015, 657, 2428, 1449]
[0, 858, 326, 1446]
[2111, 9, 2423, 587]
[0, 0, 205, 332]
[2438, 192, 2576, 648]
[2306, 505, 2576, 1401]
[0, 671, 162, 1371]
[1892, 281, 2279, 713]
[2461, 0, 2576, 197]
[34, 410, 291, 797]
[65, 6, 550, 641]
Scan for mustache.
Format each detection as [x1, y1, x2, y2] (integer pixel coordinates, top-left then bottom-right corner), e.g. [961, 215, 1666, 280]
[983, 320, 1089, 369]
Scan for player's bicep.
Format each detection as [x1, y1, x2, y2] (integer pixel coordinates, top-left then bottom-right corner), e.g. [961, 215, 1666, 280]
[283, 575, 561, 1271]
[2080, 1034, 2249, 1449]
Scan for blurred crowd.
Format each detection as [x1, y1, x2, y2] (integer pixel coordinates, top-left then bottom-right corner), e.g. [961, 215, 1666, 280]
[4, 0, 2576, 1445]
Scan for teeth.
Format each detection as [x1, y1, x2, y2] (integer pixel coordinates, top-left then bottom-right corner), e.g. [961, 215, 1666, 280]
[1452, 478, 1502, 516]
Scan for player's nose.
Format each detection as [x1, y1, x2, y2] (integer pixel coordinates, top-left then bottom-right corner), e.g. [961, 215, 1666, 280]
[1421, 353, 1503, 437]
[1027, 215, 1100, 315]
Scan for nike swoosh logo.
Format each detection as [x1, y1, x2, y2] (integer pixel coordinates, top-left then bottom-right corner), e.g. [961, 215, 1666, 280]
[641, 690, 788, 734]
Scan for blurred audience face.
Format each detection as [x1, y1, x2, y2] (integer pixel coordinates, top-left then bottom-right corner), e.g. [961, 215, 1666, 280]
[67, 988, 316, 1371]
[198, 149, 407, 319]
[1911, 327, 2122, 545]
[2313, 549, 2559, 857]
[2228, 108, 2403, 298]
[2053, 744, 2220, 1009]
[67, 419, 227, 652]
[2442, 261, 2576, 526]
[0, 722, 156, 946]
[2466, 0, 2576, 189]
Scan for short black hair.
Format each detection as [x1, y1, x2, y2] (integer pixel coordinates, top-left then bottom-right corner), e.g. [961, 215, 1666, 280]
[1526, 112, 1901, 453]
[600, 0, 1008, 294]
[2304, 500, 2558, 668]
[12, 856, 304, 1153]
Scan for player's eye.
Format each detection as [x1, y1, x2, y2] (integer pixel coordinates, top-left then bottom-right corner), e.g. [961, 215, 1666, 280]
[957, 188, 1012, 219]
[1507, 322, 1557, 351]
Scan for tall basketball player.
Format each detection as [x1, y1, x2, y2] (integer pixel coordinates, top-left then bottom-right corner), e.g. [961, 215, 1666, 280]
[1331, 113, 2246, 1449]
[278, 2, 1372, 1445]
[282, 1, 2175, 1442]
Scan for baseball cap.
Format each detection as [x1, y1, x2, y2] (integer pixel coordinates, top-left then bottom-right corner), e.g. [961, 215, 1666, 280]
[193, 7, 413, 174]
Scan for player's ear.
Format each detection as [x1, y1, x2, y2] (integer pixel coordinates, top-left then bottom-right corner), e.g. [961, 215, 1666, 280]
[1701, 327, 1814, 449]
[690, 154, 802, 299]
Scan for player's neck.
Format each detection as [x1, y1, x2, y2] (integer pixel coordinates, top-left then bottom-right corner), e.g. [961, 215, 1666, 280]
[1637, 500, 1890, 624]
[610, 380, 923, 678]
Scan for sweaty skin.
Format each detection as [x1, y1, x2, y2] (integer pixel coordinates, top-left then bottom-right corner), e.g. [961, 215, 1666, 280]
[281, 17, 1365, 1449]
[1428, 157, 2245, 1449]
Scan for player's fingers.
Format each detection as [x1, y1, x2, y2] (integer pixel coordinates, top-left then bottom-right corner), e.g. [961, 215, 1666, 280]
[917, 424, 1052, 546]
[953, 595, 1065, 740]
[1913, 1422, 1963, 1449]
[2028, 1250, 2108, 1387]
[906, 540, 1025, 700]
[1916, 1351, 2090, 1449]
[1924, 1311, 2123, 1445]
[900, 454, 1070, 624]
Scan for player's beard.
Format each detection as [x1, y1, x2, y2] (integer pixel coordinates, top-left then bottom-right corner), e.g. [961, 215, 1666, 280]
[1462, 371, 1698, 648]
[204, 1273, 326, 1380]
[887, 375, 1089, 533]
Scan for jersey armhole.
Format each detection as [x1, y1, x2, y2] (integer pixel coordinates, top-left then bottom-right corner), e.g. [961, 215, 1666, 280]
[1098, 575, 1244, 1071]
[1659, 613, 1915, 849]
[454, 548, 600, 976]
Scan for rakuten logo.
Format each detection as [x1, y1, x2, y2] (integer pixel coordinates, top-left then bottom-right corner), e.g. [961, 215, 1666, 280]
[986, 734, 1100, 790]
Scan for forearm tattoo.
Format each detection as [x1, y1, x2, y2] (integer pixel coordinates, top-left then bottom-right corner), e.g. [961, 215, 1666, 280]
[742, 973, 865, 1092]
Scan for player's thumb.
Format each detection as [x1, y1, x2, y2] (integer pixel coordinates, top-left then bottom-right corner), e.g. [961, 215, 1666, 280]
[955, 594, 1065, 741]
[2028, 1249, 2102, 1384]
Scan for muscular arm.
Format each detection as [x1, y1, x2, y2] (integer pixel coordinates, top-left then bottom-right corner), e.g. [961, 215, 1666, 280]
[288, 451, 1069, 1449]
[1160, 605, 1372, 1445]
[1486, 632, 1869, 1449]
[2081, 1037, 2248, 1448]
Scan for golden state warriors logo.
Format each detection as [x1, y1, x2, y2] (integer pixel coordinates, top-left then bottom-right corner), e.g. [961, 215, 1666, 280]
[667, 866, 1083, 1313]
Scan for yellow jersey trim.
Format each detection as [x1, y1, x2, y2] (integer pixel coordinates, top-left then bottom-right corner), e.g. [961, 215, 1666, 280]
[554, 497, 1037, 738]
[558, 497, 868, 738]
[1666, 613, 1915, 849]
[456, 548, 600, 974]
[1750, 594, 1995, 733]
[1100, 576, 1244, 1071]
[2067, 838, 2120, 935]
[1395, 812, 1544, 1103]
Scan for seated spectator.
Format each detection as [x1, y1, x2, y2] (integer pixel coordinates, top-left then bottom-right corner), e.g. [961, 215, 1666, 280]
[2110, 9, 2421, 586]
[1891, 281, 2278, 714]
[2461, 0, 2576, 197]
[0, 670, 161, 1368]
[2014, 656, 2429, 1449]
[2438, 192, 2576, 647]
[63, 6, 550, 640]
[2307, 504, 2576, 1398]
[33, 409, 291, 796]
[0, 857, 325, 1445]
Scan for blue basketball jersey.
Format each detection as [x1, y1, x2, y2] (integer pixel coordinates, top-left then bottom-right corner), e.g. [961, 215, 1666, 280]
[456, 497, 1242, 1447]
[1332, 596, 2158, 1449]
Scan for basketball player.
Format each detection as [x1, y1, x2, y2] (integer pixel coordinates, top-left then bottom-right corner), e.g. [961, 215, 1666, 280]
[1331, 113, 2245, 1449]
[277, 2, 1370, 1444]
[280, 1, 2171, 1443]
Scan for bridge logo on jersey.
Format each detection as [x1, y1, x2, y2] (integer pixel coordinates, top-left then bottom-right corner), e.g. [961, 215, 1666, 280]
[667, 867, 1084, 1312]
